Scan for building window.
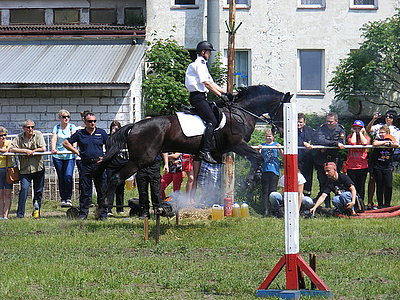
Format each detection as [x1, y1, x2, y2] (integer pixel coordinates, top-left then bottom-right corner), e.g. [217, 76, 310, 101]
[350, 0, 378, 9]
[298, 0, 326, 9]
[171, 0, 198, 8]
[90, 9, 116, 24]
[234, 50, 250, 88]
[298, 50, 324, 93]
[10, 9, 45, 24]
[125, 8, 145, 26]
[226, 0, 250, 8]
[54, 9, 80, 24]
[175, 0, 196, 4]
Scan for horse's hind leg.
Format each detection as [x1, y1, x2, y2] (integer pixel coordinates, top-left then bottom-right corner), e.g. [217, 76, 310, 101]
[97, 161, 138, 219]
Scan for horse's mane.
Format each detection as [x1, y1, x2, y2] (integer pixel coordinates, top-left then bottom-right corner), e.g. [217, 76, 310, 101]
[234, 85, 283, 103]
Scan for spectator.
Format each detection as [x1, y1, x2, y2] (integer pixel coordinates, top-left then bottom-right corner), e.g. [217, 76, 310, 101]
[371, 125, 399, 208]
[310, 162, 357, 216]
[182, 154, 195, 201]
[136, 154, 167, 218]
[51, 109, 77, 207]
[10, 120, 46, 218]
[161, 152, 184, 199]
[365, 111, 400, 208]
[269, 170, 314, 218]
[106, 120, 127, 216]
[0, 126, 12, 220]
[297, 113, 317, 196]
[315, 112, 345, 207]
[345, 120, 370, 206]
[63, 113, 108, 220]
[75, 110, 91, 176]
[196, 155, 224, 206]
[259, 128, 283, 216]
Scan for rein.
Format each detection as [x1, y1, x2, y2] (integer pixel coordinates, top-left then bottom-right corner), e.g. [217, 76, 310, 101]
[228, 92, 285, 125]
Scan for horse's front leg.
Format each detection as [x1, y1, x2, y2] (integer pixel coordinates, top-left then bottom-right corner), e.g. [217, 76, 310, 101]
[232, 142, 263, 188]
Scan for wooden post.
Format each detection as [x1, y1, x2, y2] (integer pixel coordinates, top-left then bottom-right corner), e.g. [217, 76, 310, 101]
[227, 0, 236, 93]
[143, 217, 149, 241]
[155, 214, 160, 244]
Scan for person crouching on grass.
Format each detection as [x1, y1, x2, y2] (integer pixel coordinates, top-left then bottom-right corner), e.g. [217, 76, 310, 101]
[310, 162, 357, 216]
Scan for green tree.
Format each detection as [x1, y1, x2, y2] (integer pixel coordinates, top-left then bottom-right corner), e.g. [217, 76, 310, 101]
[142, 36, 192, 115]
[329, 11, 400, 109]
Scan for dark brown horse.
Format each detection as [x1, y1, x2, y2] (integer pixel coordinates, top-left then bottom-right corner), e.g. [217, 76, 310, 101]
[99, 85, 292, 212]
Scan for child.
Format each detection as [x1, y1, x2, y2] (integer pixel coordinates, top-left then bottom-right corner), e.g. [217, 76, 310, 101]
[371, 125, 399, 208]
[345, 120, 370, 206]
[259, 128, 283, 216]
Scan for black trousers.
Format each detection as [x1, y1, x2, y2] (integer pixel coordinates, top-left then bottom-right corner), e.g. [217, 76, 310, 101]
[347, 168, 368, 202]
[106, 168, 125, 212]
[261, 171, 279, 215]
[298, 153, 314, 195]
[373, 167, 393, 207]
[79, 161, 107, 217]
[136, 174, 161, 211]
[189, 92, 217, 126]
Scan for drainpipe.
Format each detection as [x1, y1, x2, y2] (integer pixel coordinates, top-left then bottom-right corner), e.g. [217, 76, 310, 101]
[207, 0, 220, 64]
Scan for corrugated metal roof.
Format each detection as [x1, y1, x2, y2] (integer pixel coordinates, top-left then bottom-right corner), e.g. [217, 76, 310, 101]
[0, 43, 146, 85]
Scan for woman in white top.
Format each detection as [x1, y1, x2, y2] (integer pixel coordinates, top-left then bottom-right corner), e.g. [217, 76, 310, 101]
[51, 109, 77, 207]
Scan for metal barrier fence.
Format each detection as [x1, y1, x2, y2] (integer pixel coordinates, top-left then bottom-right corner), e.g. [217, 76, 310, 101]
[3, 131, 396, 203]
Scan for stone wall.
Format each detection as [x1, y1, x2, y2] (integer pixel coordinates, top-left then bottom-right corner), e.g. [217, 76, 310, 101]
[0, 89, 134, 135]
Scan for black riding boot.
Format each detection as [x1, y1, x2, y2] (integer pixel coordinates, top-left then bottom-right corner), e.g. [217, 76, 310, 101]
[199, 123, 217, 164]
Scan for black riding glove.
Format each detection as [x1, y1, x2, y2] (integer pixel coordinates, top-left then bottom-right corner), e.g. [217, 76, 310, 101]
[220, 93, 230, 103]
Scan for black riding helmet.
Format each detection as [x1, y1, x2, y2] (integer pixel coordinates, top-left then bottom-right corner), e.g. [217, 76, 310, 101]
[196, 41, 215, 53]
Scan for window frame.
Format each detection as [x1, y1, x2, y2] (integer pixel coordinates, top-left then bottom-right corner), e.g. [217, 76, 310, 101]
[349, 0, 378, 10]
[53, 8, 80, 25]
[297, 49, 325, 95]
[171, 0, 199, 9]
[223, 0, 251, 9]
[9, 8, 45, 25]
[297, 0, 326, 9]
[124, 7, 145, 26]
[89, 8, 116, 25]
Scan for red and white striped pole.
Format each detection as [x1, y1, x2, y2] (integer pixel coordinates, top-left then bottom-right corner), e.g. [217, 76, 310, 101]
[283, 102, 300, 288]
[257, 102, 332, 298]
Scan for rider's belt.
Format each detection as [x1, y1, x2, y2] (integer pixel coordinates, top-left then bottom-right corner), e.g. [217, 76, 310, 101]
[190, 91, 206, 95]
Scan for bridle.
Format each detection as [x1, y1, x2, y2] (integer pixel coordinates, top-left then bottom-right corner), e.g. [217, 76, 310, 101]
[227, 92, 286, 126]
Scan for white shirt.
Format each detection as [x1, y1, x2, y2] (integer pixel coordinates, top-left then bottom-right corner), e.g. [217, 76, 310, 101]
[371, 123, 400, 142]
[185, 56, 214, 93]
[278, 173, 307, 188]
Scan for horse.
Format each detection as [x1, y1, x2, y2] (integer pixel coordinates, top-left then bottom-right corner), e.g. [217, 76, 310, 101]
[98, 85, 292, 214]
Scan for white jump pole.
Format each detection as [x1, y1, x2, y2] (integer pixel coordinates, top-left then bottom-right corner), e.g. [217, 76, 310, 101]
[256, 102, 332, 299]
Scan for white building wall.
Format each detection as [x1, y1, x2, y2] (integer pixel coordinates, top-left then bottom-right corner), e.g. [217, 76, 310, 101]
[148, 0, 399, 115]
[0, 89, 133, 135]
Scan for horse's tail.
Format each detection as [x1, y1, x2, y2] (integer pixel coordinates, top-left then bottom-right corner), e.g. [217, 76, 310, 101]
[101, 123, 134, 166]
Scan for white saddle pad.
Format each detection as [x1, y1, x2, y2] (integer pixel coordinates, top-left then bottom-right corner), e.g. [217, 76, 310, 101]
[176, 112, 226, 137]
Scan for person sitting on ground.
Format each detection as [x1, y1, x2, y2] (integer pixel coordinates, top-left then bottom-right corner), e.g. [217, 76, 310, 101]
[269, 170, 314, 218]
[310, 162, 357, 216]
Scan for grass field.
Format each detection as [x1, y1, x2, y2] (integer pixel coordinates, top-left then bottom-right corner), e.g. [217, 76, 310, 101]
[1, 169, 400, 300]
[0, 201, 399, 299]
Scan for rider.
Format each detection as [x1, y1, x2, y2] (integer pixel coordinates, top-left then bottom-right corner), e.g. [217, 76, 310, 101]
[185, 41, 229, 164]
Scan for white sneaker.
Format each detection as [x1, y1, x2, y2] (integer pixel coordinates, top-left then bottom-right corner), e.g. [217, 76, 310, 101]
[60, 200, 68, 207]
[65, 200, 73, 207]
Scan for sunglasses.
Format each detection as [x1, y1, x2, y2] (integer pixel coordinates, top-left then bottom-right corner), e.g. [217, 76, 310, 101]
[385, 115, 394, 119]
[0, 134, 7, 137]
[24, 126, 34, 129]
[86, 120, 97, 123]
[62, 115, 70, 119]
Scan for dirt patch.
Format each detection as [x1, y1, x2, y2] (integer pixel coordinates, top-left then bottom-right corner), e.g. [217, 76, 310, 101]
[178, 208, 211, 220]
[369, 247, 399, 256]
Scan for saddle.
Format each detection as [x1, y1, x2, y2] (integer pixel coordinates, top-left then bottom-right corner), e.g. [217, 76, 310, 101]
[176, 102, 226, 138]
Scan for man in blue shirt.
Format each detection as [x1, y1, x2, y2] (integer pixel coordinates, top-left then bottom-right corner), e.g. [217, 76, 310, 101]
[63, 112, 108, 219]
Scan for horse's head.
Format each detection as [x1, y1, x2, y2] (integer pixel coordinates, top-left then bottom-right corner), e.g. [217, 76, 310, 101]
[234, 85, 293, 126]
